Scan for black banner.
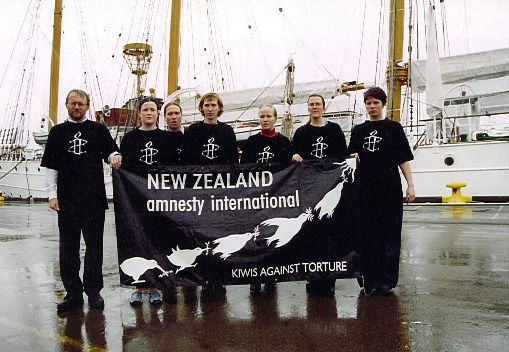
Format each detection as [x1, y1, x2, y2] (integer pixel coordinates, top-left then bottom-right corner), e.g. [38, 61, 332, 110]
[113, 160, 360, 288]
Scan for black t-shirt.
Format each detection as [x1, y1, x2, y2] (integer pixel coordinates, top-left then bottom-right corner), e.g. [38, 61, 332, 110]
[241, 133, 292, 164]
[183, 121, 238, 165]
[167, 130, 185, 159]
[292, 121, 348, 160]
[120, 128, 183, 173]
[348, 119, 414, 185]
[41, 120, 119, 211]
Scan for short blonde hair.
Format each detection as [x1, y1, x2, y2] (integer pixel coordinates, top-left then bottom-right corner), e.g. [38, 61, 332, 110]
[258, 104, 278, 118]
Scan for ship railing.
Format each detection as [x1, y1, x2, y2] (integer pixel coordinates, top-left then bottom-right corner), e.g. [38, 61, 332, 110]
[0, 145, 23, 161]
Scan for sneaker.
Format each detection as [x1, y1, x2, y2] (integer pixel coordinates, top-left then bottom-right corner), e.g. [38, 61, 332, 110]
[148, 290, 163, 305]
[249, 283, 261, 294]
[129, 291, 143, 306]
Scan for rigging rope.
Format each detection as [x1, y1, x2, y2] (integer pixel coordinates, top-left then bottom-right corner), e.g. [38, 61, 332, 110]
[6, 1, 41, 146]
[440, 0, 450, 56]
[277, 5, 337, 81]
[374, 0, 388, 86]
[233, 64, 288, 122]
[353, 0, 368, 112]
[0, 0, 34, 92]
[245, 1, 271, 85]
[1, 0, 40, 145]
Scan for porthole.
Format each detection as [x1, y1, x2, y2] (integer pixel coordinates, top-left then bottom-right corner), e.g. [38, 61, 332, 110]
[444, 156, 454, 166]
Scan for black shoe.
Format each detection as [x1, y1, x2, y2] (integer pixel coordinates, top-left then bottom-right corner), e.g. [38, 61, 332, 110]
[249, 283, 261, 295]
[378, 285, 394, 296]
[202, 284, 226, 298]
[305, 281, 318, 293]
[201, 284, 214, 296]
[57, 294, 84, 312]
[265, 282, 276, 291]
[213, 284, 226, 295]
[361, 287, 376, 296]
[307, 281, 333, 296]
[88, 293, 104, 310]
[183, 286, 197, 303]
[163, 288, 177, 304]
[319, 285, 335, 297]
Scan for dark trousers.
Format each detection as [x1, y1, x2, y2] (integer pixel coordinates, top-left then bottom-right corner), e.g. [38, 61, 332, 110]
[58, 210, 105, 296]
[360, 185, 403, 290]
[361, 231, 401, 289]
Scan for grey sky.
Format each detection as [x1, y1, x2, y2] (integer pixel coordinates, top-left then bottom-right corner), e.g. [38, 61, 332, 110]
[0, 0, 508, 133]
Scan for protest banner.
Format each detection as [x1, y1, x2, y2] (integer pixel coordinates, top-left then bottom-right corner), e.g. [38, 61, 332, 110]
[113, 160, 360, 288]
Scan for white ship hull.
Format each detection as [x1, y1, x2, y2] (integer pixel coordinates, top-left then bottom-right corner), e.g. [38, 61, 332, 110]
[406, 140, 509, 201]
[2, 140, 508, 202]
[0, 159, 113, 200]
[0, 160, 47, 199]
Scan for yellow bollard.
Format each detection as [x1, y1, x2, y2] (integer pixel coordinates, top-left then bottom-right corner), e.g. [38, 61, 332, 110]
[442, 182, 472, 203]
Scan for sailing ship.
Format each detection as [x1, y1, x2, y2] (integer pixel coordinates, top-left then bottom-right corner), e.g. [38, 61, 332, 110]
[1, 0, 508, 201]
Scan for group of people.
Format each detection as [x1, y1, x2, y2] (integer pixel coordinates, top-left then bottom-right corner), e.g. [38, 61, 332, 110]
[42, 87, 415, 313]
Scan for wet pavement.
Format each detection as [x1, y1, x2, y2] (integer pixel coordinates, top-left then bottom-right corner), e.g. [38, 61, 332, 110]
[0, 202, 507, 351]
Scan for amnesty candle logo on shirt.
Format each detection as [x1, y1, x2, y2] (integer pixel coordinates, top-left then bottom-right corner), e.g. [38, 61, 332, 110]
[113, 159, 361, 288]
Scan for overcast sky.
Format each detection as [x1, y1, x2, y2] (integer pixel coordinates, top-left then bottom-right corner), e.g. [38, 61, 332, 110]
[1, 0, 508, 134]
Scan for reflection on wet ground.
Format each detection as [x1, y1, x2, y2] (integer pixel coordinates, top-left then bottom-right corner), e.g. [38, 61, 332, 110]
[0, 203, 507, 351]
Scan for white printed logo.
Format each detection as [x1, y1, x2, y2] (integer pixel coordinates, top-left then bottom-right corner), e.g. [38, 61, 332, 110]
[68, 132, 87, 155]
[140, 141, 159, 165]
[311, 136, 328, 159]
[362, 130, 382, 152]
[202, 137, 220, 160]
[257, 146, 274, 163]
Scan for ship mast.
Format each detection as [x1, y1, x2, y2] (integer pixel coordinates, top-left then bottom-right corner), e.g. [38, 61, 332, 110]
[339, 1, 408, 122]
[122, 43, 153, 97]
[48, 0, 63, 130]
[386, 0, 408, 122]
[281, 58, 295, 138]
[167, 0, 181, 96]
